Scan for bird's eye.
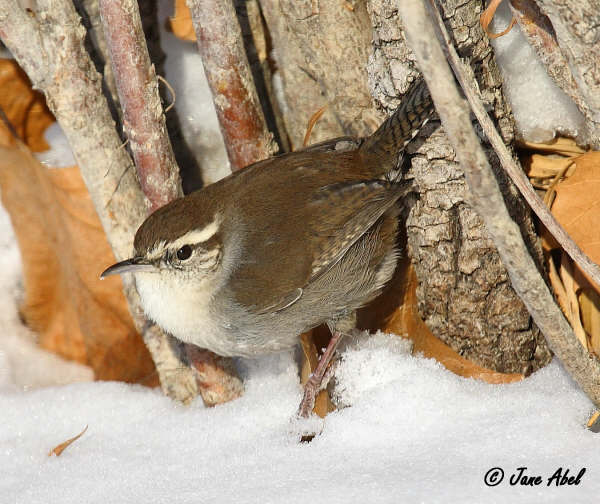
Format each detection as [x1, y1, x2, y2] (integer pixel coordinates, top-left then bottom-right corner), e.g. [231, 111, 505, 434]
[176, 245, 192, 261]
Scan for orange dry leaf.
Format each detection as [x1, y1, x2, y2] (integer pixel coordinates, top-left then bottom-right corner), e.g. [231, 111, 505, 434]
[480, 0, 516, 39]
[549, 151, 600, 355]
[0, 59, 55, 152]
[0, 136, 156, 383]
[551, 153, 600, 269]
[168, 0, 196, 41]
[385, 266, 522, 384]
[48, 425, 88, 457]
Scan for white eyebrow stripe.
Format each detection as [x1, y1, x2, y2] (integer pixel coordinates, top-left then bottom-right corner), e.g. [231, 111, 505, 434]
[170, 218, 220, 251]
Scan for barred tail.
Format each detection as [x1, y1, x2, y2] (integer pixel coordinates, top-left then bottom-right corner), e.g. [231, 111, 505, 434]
[359, 77, 434, 177]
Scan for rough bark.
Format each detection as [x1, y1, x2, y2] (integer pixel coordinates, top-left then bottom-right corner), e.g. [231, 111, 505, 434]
[399, 0, 600, 408]
[74, 0, 120, 113]
[187, 0, 278, 170]
[366, 0, 550, 373]
[99, 0, 182, 211]
[259, 0, 383, 148]
[434, 1, 600, 291]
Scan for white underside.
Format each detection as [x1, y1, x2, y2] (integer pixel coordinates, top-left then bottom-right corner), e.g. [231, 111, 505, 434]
[134, 271, 234, 355]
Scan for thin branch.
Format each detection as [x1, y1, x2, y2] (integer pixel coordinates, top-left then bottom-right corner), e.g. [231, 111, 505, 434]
[397, 0, 600, 407]
[427, 0, 600, 290]
[187, 0, 277, 171]
[99, 0, 181, 212]
[99, 0, 242, 404]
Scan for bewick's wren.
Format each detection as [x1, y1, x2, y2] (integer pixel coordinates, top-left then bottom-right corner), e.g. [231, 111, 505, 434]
[101, 78, 434, 417]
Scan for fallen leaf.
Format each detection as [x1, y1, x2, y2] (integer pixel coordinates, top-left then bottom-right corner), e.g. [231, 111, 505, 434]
[523, 154, 576, 180]
[480, 0, 516, 39]
[549, 151, 600, 355]
[0, 59, 54, 151]
[519, 137, 585, 157]
[48, 425, 88, 457]
[0, 136, 156, 383]
[551, 152, 600, 283]
[167, 0, 196, 41]
[559, 253, 589, 349]
[588, 411, 600, 433]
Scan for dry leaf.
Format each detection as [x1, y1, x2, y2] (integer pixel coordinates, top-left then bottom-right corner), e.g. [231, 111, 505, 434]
[0, 137, 156, 383]
[386, 266, 522, 383]
[48, 425, 88, 457]
[480, 0, 516, 39]
[519, 137, 585, 157]
[559, 254, 589, 349]
[588, 411, 600, 432]
[523, 155, 576, 180]
[168, 0, 196, 41]
[551, 153, 600, 267]
[303, 105, 328, 147]
[549, 151, 600, 355]
[0, 59, 54, 151]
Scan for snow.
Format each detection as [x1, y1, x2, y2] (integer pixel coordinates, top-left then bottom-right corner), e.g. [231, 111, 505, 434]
[34, 122, 76, 168]
[0, 202, 595, 502]
[1, 319, 599, 502]
[490, 1, 585, 143]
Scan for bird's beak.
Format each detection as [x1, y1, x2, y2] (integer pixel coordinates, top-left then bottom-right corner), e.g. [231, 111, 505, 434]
[100, 257, 155, 279]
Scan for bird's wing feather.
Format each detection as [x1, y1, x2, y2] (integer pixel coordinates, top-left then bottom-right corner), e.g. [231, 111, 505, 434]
[238, 177, 407, 315]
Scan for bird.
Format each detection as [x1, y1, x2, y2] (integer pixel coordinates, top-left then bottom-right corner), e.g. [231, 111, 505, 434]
[101, 77, 434, 417]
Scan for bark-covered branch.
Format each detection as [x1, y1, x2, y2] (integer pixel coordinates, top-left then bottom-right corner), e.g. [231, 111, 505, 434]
[187, 0, 277, 170]
[398, 0, 600, 408]
[99, 0, 182, 211]
[0, 0, 145, 260]
[0, 0, 200, 404]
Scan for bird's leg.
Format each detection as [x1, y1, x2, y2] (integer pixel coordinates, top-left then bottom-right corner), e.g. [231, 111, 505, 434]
[297, 329, 343, 418]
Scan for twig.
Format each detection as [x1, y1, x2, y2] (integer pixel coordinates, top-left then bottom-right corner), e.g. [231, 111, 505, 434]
[398, 0, 600, 408]
[187, 0, 277, 171]
[426, 0, 600, 290]
[99, 0, 242, 405]
[0, 0, 144, 261]
[99, 0, 181, 212]
[157, 75, 177, 113]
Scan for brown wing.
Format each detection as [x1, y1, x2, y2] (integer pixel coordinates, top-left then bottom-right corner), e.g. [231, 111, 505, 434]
[228, 154, 407, 314]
